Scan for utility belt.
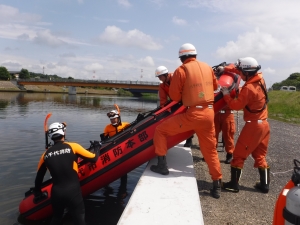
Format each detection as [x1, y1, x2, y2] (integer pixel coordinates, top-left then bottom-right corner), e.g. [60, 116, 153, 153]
[220, 110, 234, 114]
[246, 119, 267, 123]
[188, 104, 213, 109]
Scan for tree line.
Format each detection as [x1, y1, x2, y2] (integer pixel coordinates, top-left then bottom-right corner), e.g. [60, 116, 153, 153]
[271, 73, 300, 90]
[0, 66, 73, 81]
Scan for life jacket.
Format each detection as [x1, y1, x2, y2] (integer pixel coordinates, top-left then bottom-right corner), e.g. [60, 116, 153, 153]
[104, 122, 130, 137]
[244, 74, 269, 113]
[181, 60, 215, 106]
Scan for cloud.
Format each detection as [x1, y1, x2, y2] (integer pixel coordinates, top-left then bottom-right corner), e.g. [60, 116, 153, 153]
[172, 16, 187, 26]
[97, 26, 162, 50]
[47, 63, 56, 69]
[1, 60, 22, 68]
[138, 56, 155, 67]
[84, 63, 104, 71]
[0, 4, 41, 24]
[149, 0, 167, 8]
[33, 30, 66, 47]
[264, 67, 275, 74]
[17, 33, 30, 40]
[59, 53, 76, 58]
[118, 0, 131, 8]
[215, 28, 285, 61]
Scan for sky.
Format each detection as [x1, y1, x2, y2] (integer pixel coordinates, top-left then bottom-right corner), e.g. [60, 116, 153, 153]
[1, 0, 300, 88]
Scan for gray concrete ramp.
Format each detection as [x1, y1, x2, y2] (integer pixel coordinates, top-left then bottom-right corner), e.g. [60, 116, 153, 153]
[117, 142, 204, 225]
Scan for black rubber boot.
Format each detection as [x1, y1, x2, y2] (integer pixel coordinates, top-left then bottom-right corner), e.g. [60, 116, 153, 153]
[210, 179, 221, 199]
[222, 167, 242, 193]
[254, 167, 270, 193]
[150, 156, 169, 175]
[224, 153, 233, 164]
[183, 136, 193, 147]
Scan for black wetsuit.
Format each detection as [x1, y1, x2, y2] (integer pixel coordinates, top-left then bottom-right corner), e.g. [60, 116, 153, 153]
[35, 141, 99, 225]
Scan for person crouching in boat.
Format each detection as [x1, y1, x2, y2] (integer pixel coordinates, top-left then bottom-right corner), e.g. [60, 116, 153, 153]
[103, 110, 130, 139]
[34, 122, 100, 225]
[103, 109, 130, 185]
[155, 65, 194, 148]
[220, 57, 270, 194]
[151, 43, 222, 199]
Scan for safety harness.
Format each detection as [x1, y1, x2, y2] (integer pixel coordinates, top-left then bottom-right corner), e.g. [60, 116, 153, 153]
[245, 79, 269, 113]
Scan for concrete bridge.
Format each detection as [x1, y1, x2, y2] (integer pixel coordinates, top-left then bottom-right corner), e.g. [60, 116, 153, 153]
[17, 79, 160, 96]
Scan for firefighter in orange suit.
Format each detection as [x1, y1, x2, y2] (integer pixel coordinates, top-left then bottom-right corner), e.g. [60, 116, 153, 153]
[103, 110, 130, 139]
[150, 43, 222, 199]
[214, 66, 236, 164]
[155, 66, 173, 107]
[155, 65, 194, 148]
[103, 109, 129, 187]
[220, 57, 270, 193]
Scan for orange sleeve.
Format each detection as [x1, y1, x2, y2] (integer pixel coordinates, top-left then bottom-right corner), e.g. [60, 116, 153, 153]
[223, 85, 249, 110]
[169, 66, 185, 102]
[69, 142, 96, 159]
[159, 84, 169, 106]
[37, 152, 46, 171]
[224, 64, 240, 74]
[117, 122, 130, 132]
[104, 124, 112, 137]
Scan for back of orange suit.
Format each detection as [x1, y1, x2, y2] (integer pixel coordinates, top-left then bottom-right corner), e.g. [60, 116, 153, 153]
[154, 57, 222, 181]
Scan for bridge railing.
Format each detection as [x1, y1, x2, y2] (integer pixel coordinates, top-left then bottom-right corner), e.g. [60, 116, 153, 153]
[17, 78, 160, 86]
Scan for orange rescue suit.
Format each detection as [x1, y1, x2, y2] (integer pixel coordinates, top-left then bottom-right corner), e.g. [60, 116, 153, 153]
[158, 73, 173, 106]
[214, 105, 235, 154]
[104, 122, 130, 137]
[153, 58, 222, 180]
[223, 70, 270, 168]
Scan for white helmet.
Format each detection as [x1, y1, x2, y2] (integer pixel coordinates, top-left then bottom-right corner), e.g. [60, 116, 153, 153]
[236, 57, 261, 73]
[178, 43, 197, 58]
[155, 66, 168, 77]
[48, 122, 66, 140]
[107, 110, 120, 119]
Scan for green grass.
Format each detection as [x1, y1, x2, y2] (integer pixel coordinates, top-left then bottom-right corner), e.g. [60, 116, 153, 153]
[268, 90, 300, 123]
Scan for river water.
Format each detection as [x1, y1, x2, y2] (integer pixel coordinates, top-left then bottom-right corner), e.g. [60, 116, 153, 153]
[0, 92, 158, 225]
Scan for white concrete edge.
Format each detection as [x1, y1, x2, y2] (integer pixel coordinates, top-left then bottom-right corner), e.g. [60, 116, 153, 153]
[117, 142, 204, 225]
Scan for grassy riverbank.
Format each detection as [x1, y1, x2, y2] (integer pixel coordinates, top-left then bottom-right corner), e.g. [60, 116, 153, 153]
[268, 90, 300, 123]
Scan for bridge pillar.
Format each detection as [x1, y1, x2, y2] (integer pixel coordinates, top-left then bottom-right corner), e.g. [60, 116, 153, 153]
[68, 86, 77, 95]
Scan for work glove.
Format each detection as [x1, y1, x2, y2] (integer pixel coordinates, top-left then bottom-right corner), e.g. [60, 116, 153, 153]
[33, 187, 43, 197]
[90, 140, 102, 154]
[100, 133, 109, 141]
[216, 66, 224, 77]
[221, 87, 230, 96]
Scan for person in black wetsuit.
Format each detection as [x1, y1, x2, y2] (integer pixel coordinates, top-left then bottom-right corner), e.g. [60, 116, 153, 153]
[34, 122, 100, 225]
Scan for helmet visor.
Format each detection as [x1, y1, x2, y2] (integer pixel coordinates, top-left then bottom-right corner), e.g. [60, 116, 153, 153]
[107, 112, 119, 119]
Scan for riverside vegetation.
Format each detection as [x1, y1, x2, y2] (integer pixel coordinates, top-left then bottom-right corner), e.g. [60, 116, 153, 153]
[268, 90, 300, 124]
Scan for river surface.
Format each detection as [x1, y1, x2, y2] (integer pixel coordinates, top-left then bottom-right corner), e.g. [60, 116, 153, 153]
[0, 92, 158, 225]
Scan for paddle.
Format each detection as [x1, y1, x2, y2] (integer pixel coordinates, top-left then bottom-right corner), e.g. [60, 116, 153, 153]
[44, 113, 52, 150]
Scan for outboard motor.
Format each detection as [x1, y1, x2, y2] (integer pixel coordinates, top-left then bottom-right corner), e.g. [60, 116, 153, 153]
[283, 160, 300, 225]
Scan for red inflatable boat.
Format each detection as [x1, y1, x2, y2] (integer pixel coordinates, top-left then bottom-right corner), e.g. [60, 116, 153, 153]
[19, 71, 241, 221]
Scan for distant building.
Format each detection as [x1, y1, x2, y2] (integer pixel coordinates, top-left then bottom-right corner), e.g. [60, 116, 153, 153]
[8, 70, 20, 79]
